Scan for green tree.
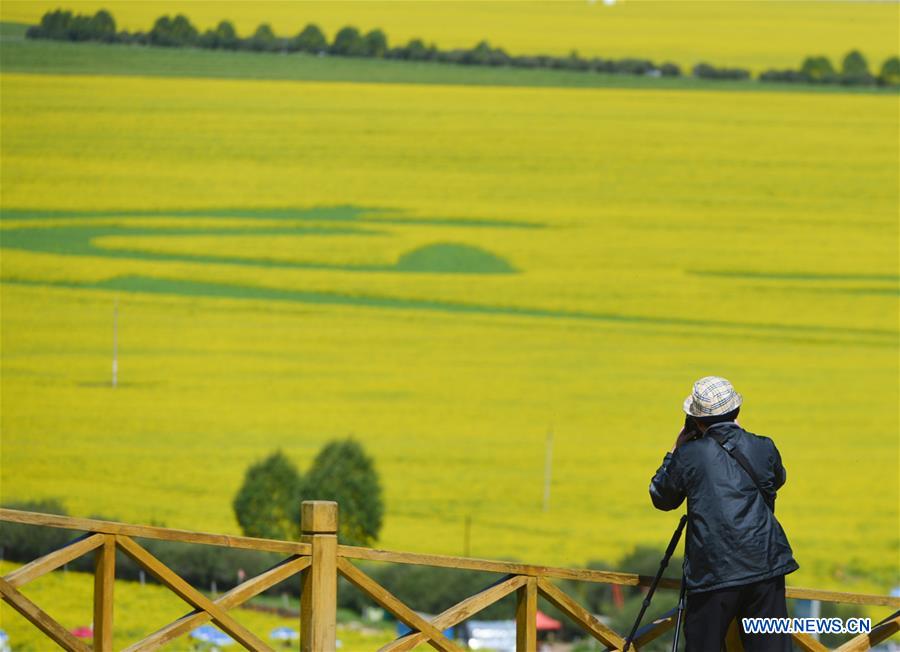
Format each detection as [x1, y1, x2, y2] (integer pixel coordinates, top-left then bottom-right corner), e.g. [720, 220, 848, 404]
[841, 49, 869, 76]
[233, 450, 303, 540]
[330, 26, 366, 56]
[404, 38, 429, 60]
[800, 55, 835, 82]
[248, 23, 279, 52]
[363, 29, 388, 57]
[89, 10, 116, 42]
[149, 14, 198, 47]
[201, 20, 239, 49]
[39, 9, 74, 38]
[300, 439, 384, 546]
[291, 23, 327, 53]
[880, 56, 900, 85]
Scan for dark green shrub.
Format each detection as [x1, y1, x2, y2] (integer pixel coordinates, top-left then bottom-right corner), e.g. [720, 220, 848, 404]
[692, 62, 750, 80]
[659, 62, 681, 77]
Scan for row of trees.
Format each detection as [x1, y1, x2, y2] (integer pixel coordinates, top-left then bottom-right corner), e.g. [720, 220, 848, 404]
[760, 51, 900, 87]
[24, 8, 900, 87]
[27, 9, 685, 77]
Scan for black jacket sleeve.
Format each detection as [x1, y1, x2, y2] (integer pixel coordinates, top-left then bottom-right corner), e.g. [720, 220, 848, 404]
[649, 451, 686, 511]
[773, 443, 787, 491]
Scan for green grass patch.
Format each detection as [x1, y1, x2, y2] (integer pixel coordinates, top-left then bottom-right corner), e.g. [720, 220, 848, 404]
[396, 242, 515, 274]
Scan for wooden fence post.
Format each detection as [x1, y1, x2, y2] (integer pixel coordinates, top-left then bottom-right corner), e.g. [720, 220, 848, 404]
[300, 501, 338, 652]
[516, 577, 537, 651]
[93, 535, 115, 651]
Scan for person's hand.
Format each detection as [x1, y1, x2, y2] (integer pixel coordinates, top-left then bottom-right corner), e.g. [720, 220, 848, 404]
[671, 426, 695, 453]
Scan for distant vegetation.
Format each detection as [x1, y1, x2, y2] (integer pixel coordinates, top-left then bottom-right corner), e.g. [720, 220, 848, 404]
[761, 50, 900, 87]
[233, 440, 384, 547]
[24, 8, 900, 88]
[26, 7, 898, 87]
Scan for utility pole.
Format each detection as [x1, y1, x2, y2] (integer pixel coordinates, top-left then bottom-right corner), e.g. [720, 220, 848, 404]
[111, 297, 119, 388]
[463, 515, 471, 557]
[543, 427, 553, 512]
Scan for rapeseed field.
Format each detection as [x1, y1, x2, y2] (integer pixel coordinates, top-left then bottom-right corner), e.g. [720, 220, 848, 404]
[2, 69, 896, 604]
[1, 0, 899, 72]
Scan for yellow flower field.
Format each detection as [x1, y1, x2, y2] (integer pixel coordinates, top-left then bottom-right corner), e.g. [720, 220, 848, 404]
[1, 0, 898, 72]
[0, 66, 897, 613]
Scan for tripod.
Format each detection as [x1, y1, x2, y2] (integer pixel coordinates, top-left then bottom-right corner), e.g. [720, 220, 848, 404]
[623, 514, 687, 652]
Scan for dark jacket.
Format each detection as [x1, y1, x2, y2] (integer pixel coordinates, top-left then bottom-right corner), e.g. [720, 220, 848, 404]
[649, 421, 799, 593]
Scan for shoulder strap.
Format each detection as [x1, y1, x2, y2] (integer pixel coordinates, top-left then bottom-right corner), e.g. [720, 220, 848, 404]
[707, 430, 775, 512]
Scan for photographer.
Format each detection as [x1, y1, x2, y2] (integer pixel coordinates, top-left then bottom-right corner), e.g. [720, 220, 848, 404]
[649, 376, 799, 651]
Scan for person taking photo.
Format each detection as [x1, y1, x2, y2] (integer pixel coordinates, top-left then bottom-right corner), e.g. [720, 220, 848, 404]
[649, 376, 799, 651]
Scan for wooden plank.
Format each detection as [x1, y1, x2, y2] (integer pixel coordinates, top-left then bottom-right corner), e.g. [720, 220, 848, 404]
[115, 535, 273, 651]
[0, 577, 91, 652]
[4, 533, 105, 588]
[123, 556, 310, 652]
[93, 536, 115, 652]
[536, 577, 626, 649]
[784, 587, 900, 609]
[339, 544, 677, 590]
[301, 501, 338, 652]
[725, 619, 745, 651]
[337, 557, 464, 652]
[834, 610, 900, 652]
[631, 607, 677, 648]
[0, 509, 310, 555]
[516, 576, 537, 652]
[792, 632, 829, 652]
[382, 575, 526, 652]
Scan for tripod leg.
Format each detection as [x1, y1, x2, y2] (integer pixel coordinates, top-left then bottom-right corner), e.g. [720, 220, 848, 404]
[623, 516, 687, 651]
[671, 575, 687, 652]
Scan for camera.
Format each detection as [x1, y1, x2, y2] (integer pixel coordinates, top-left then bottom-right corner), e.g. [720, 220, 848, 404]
[683, 415, 702, 440]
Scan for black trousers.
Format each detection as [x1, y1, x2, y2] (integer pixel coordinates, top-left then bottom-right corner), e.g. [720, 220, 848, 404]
[684, 574, 793, 652]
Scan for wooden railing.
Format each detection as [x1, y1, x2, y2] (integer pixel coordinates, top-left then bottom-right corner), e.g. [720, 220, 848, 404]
[1, 502, 897, 651]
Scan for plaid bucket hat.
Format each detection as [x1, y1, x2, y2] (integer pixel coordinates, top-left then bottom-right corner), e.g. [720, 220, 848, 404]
[683, 376, 742, 417]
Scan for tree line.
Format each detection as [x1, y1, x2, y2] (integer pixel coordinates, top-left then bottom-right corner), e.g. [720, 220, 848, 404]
[26, 8, 900, 87]
[761, 51, 900, 87]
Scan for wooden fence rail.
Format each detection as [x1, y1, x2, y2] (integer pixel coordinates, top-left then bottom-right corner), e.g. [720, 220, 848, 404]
[1, 503, 897, 651]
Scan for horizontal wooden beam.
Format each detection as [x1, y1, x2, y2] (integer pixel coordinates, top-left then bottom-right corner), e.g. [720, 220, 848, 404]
[0, 508, 310, 555]
[4, 532, 105, 588]
[339, 544, 676, 590]
[784, 587, 900, 609]
[0, 577, 92, 652]
[123, 555, 310, 652]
